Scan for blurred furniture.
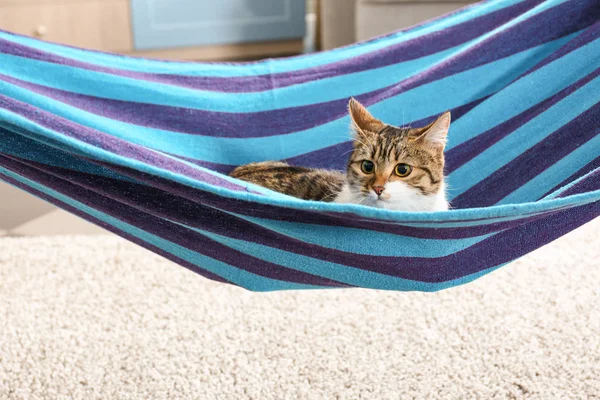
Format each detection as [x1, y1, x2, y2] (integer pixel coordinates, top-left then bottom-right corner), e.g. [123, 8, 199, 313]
[130, 0, 305, 50]
[320, 0, 476, 50]
[0, 0, 133, 52]
[0, 0, 305, 60]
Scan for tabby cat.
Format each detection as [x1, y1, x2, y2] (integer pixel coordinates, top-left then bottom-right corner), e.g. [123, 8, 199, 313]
[230, 98, 450, 211]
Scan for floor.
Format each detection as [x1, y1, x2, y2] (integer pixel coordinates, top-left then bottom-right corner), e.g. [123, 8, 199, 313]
[1, 218, 598, 399]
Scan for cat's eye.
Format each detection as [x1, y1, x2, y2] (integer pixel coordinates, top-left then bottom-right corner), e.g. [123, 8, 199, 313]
[360, 160, 375, 174]
[394, 163, 412, 177]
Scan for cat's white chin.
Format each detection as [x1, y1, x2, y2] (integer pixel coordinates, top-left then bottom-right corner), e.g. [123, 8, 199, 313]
[334, 182, 448, 212]
[375, 181, 449, 212]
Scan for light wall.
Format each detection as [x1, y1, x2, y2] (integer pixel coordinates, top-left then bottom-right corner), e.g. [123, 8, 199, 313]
[0, 181, 106, 236]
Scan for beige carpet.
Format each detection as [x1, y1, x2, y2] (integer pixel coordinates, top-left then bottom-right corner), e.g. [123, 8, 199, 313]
[1, 219, 599, 400]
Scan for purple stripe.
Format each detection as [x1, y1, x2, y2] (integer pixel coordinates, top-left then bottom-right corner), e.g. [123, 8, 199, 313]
[1, 2, 596, 139]
[0, 154, 350, 288]
[0, 71, 376, 138]
[514, 17, 600, 79]
[423, 0, 600, 80]
[0, 94, 251, 191]
[411, 94, 492, 128]
[0, 173, 232, 285]
[0, 70, 508, 148]
[556, 169, 600, 197]
[452, 100, 600, 208]
[162, 154, 234, 174]
[0, 0, 545, 93]
[541, 156, 600, 199]
[286, 141, 352, 171]
[415, 200, 599, 282]
[446, 65, 600, 174]
[3, 152, 599, 285]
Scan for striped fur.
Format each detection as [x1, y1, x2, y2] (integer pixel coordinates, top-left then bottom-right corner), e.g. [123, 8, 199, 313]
[0, 0, 598, 292]
[230, 161, 345, 202]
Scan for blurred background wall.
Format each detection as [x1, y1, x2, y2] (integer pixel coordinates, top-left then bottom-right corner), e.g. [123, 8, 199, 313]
[0, 0, 473, 235]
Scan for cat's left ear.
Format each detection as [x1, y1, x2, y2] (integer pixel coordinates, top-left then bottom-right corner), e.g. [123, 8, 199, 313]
[414, 111, 451, 150]
[348, 97, 384, 138]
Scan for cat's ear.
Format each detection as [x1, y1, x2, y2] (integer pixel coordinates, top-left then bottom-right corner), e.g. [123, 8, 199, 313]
[348, 98, 384, 138]
[414, 111, 451, 150]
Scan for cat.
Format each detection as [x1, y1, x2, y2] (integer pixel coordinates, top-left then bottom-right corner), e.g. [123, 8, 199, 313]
[230, 98, 450, 212]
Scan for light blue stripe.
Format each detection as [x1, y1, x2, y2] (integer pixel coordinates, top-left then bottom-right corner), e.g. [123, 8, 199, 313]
[0, 46, 467, 111]
[0, 42, 567, 166]
[0, 166, 317, 291]
[225, 214, 492, 257]
[544, 166, 600, 199]
[499, 133, 600, 204]
[448, 72, 600, 199]
[383, 211, 548, 228]
[0, 0, 524, 77]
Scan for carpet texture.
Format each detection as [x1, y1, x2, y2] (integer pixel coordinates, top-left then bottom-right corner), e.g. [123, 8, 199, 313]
[1, 219, 599, 400]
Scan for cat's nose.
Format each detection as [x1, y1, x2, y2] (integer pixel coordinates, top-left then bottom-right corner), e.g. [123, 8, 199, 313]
[373, 185, 385, 196]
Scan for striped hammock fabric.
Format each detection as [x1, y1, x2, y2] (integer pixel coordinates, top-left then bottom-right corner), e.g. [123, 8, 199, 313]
[1, 0, 599, 292]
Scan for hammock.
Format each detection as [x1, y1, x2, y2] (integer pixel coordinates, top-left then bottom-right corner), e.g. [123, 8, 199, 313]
[0, 0, 598, 292]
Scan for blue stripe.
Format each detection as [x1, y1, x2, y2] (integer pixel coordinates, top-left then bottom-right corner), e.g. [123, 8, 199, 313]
[0, 47, 465, 111]
[545, 166, 600, 199]
[499, 134, 600, 204]
[225, 214, 492, 257]
[0, 125, 138, 182]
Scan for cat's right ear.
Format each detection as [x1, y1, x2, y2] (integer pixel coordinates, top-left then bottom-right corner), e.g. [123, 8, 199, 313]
[348, 98, 384, 139]
[413, 111, 451, 150]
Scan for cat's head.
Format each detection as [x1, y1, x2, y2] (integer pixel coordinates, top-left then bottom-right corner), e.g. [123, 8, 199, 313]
[342, 98, 450, 211]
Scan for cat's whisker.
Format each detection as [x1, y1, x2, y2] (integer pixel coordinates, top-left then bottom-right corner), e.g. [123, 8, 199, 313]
[321, 192, 339, 202]
[352, 137, 370, 148]
[336, 149, 355, 159]
[330, 136, 353, 143]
